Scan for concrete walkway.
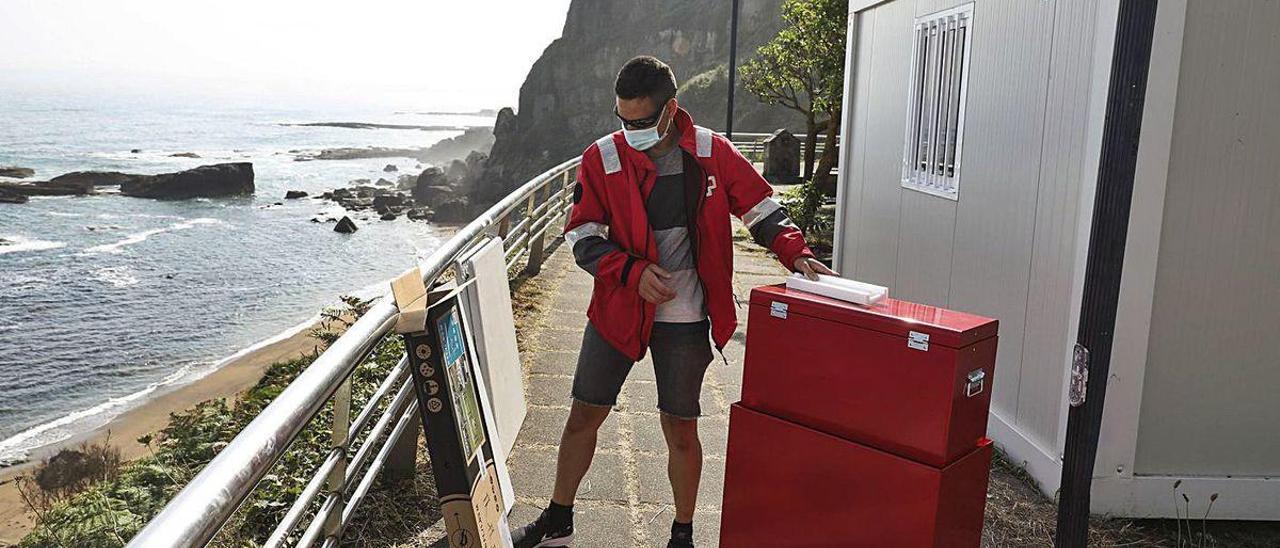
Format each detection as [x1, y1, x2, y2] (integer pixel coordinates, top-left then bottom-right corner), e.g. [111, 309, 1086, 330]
[504, 229, 789, 547]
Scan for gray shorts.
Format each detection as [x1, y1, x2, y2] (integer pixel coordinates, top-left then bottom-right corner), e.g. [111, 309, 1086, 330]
[571, 320, 714, 419]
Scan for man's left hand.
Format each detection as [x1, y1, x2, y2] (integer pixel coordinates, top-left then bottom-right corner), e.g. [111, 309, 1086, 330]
[793, 257, 837, 281]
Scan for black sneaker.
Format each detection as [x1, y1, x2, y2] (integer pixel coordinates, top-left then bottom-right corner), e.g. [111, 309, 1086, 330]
[667, 529, 694, 548]
[512, 508, 574, 548]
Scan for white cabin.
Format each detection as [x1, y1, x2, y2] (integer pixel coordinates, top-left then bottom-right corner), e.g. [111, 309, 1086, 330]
[833, 0, 1279, 519]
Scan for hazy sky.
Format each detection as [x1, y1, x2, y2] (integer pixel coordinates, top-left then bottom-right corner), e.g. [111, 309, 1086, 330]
[0, 0, 573, 111]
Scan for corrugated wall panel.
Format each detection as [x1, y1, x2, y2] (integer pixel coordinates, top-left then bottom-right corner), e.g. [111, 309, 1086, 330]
[1015, 0, 1100, 454]
[847, 0, 915, 288]
[893, 0, 962, 309]
[895, 190, 957, 305]
[839, 6, 878, 278]
[946, 0, 1056, 424]
[838, 0, 1101, 451]
[1134, 0, 1280, 477]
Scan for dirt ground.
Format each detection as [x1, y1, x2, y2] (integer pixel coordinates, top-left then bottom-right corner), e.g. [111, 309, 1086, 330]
[983, 451, 1280, 547]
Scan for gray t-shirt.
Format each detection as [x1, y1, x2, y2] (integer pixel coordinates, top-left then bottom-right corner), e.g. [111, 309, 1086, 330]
[646, 147, 706, 323]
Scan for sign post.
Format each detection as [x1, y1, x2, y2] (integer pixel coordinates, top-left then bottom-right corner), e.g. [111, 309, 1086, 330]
[392, 269, 514, 548]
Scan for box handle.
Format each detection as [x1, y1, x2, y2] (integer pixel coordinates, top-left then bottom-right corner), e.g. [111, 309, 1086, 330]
[965, 369, 986, 398]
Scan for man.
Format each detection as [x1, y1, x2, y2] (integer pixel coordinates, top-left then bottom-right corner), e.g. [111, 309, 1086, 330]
[513, 56, 833, 548]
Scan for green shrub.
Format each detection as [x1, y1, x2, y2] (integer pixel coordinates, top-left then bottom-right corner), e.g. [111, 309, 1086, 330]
[19, 297, 405, 547]
[779, 179, 832, 238]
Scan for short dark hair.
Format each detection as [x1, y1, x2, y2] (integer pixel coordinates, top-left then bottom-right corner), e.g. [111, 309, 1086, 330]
[615, 56, 678, 105]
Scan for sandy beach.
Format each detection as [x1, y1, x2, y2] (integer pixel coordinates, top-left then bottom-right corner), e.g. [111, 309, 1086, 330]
[0, 322, 325, 545]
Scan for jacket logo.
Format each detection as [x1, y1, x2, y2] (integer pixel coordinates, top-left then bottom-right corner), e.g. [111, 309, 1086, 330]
[706, 176, 717, 197]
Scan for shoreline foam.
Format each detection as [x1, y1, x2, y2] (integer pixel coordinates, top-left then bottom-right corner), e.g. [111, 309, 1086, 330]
[0, 313, 327, 543]
[0, 308, 323, 468]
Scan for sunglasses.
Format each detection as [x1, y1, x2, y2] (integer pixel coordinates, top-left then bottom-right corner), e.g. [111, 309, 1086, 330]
[614, 100, 670, 130]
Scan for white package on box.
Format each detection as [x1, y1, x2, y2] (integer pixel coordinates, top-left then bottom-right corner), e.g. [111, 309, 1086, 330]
[784, 273, 888, 306]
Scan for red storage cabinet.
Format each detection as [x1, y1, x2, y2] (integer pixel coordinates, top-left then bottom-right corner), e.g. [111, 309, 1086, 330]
[720, 404, 992, 548]
[720, 284, 998, 547]
[741, 285, 998, 467]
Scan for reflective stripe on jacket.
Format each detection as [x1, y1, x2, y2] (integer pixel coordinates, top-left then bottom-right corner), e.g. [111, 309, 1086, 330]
[564, 107, 815, 360]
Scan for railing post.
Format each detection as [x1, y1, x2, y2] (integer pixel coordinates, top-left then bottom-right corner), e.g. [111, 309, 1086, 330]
[324, 378, 351, 541]
[524, 177, 555, 275]
[497, 214, 511, 241]
[383, 410, 420, 483]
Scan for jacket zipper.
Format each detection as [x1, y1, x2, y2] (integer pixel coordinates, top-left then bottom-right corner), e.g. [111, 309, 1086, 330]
[639, 160, 655, 358]
[687, 152, 725, 364]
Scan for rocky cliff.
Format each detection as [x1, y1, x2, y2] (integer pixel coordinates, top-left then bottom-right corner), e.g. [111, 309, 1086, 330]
[473, 0, 801, 201]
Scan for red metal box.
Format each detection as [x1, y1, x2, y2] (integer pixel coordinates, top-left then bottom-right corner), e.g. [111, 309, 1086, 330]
[719, 404, 992, 548]
[742, 285, 998, 467]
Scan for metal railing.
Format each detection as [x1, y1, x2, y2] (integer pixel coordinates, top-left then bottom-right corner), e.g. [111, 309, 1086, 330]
[730, 131, 834, 162]
[127, 157, 580, 548]
[129, 135, 773, 547]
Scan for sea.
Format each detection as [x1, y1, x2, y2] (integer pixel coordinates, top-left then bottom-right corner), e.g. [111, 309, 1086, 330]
[0, 91, 493, 466]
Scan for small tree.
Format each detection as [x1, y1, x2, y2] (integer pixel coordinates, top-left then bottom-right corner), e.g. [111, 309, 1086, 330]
[741, 0, 847, 188]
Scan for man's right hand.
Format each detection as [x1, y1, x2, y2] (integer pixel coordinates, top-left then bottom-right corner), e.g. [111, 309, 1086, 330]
[638, 263, 676, 304]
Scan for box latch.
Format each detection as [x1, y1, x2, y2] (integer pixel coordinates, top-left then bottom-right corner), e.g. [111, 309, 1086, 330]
[908, 331, 930, 351]
[965, 369, 985, 398]
[770, 301, 788, 319]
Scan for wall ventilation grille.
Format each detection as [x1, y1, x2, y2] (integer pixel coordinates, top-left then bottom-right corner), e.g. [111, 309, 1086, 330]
[902, 3, 974, 200]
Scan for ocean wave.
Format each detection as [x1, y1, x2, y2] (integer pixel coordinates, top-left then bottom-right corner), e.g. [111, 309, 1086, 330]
[91, 266, 139, 288]
[82, 218, 227, 254]
[0, 365, 193, 466]
[46, 211, 85, 218]
[0, 235, 67, 255]
[96, 213, 185, 221]
[0, 274, 51, 294]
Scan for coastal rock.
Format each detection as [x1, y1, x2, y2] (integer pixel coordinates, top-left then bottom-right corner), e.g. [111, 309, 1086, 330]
[292, 127, 495, 167]
[372, 193, 408, 210]
[475, 0, 799, 204]
[380, 212, 397, 221]
[340, 197, 374, 210]
[0, 179, 94, 196]
[376, 178, 393, 186]
[493, 107, 518, 139]
[0, 166, 35, 179]
[406, 207, 431, 220]
[334, 216, 358, 233]
[284, 190, 309, 199]
[51, 171, 150, 187]
[0, 187, 29, 203]
[383, 164, 398, 172]
[295, 147, 426, 161]
[170, 152, 201, 158]
[417, 185, 457, 205]
[121, 163, 255, 200]
[281, 122, 465, 131]
[411, 167, 450, 203]
[428, 197, 472, 223]
[130, 149, 142, 154]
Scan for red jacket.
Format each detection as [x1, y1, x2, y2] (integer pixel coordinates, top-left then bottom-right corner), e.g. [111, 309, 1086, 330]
[564, 108, 815, 360]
